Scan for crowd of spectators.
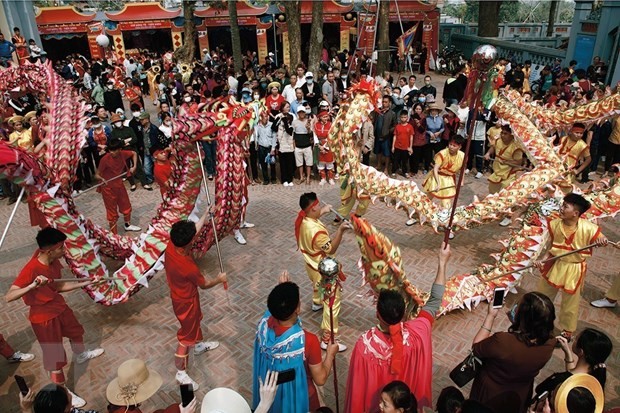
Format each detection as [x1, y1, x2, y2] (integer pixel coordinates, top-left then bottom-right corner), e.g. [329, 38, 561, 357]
[1, 36, 618, 413]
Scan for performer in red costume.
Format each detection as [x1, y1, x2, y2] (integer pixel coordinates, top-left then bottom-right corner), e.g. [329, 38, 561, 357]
[94, 138, 141, 234]
[153, 148, 172, 197]
[344, 243, 450, 412]
[314, 110, 335, 185]
[165, 209, 227, 390]
[5, 228, 104, 408]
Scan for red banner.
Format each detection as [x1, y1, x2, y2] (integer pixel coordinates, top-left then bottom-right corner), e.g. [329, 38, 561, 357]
[357, 15, 376, 55]
[204, 16, 256, 27]
[118, 20, 171, 31]
[39, 24, 88, 35]
[87, 35, 103, 60]
[257, 28, 268, 65]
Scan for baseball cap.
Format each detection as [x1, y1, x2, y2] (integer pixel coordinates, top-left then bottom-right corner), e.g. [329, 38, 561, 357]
[305, 72, 313, 78]
[297, 106, 308, 113]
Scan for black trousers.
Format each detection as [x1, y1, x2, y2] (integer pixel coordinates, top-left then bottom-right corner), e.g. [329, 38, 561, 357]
[410, 144, 433, 173]
[280, 152, 296, 183]
[392, 149, 409, 174]
[258, 145, 276, 182]
[248, 144, 259, 180]
[605, 142, 620, 172]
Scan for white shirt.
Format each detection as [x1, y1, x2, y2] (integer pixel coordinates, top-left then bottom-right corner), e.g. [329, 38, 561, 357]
[282, 84, 297, 104]
[228, 76, 239, 91]
[295, 78, 306, 89]
[83, 72, 92, 90]
[400, 84, 417, 98]
[125, 63, 137, 78]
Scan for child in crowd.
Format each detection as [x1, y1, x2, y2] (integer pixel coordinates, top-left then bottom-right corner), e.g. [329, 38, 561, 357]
[391, 110, 414, 177]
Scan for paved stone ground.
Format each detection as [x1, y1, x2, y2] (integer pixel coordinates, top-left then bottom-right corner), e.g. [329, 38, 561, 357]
[0, 78, 618, 412]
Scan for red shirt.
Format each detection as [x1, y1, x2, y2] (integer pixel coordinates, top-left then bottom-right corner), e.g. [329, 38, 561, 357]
[265, 94, 285, 112]
[393, 123, 414, 150]
[410, 116, 427, 147]
[13, 253, 67, 324]
[164, 242, 206, 301]
[98, 150, 132, 185]
[154, 159, 172, 189]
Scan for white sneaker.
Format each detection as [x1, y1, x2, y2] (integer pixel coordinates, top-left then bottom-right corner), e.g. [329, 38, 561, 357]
[124, 223, 142, 232]
[405, 218, 418, 226]
[464, 169, 470, 175]
[328, 179, 335, 185]
[68, 389, 86, 408]
[288, 181, 294, 186]
[449, 232, 455, 239]
[233, 230, 247, 245]
[283, 182, 289, 187]
[311, 303, 323, 312]
[8, 351, 35, 363]
[591, 298, 617, 308]
[475, 172, 483, 179]
[76, 348, 104, 364]
[320, 340, 348, 352]
[240, 221, 255, 229]
[319, 179, 326, 186]
[194, 341, 220, 355]
[176, 370, 200, 390]
[499, 217, 512, 227]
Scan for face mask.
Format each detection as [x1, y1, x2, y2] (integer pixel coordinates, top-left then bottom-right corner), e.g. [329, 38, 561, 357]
[253, 95, 260, 100]
[107, 85, 113, 90]
[242, 95, 251, 103]
[419, 97, 426, 103]
[132, 112, 140, 117]
[95, 124, 102, 129]
[306, 79, 313, 84]
[341, 76, 347, 80]
[164, 121, 172, 126]
[425, 81, 431, 85]
[113, 122, 122, 128]
[260, 83, 267, 88]
[184, 97, 191, 103]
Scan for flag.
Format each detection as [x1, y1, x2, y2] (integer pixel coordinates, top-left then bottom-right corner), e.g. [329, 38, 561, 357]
[397, 23, 419, 58]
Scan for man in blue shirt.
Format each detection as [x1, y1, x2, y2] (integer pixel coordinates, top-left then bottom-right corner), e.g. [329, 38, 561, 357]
[0, 33, 16, 67]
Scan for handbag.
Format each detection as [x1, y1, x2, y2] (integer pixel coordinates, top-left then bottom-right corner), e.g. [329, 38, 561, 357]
[449, 350, 482, 388]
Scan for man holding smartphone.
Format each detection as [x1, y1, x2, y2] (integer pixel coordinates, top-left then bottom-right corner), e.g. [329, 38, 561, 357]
[5, 228, 104, 408]
[165, 209, 227, 390]
[253, 271, 339, 412]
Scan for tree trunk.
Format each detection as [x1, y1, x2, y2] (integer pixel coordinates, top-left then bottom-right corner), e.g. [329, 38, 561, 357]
[375, 0, 390, 76]
[477, 1, 502, 37]
[284, 1, 302, 68]
[174, 0, 197, 64]
[307, 0, 324, 74]
[546, 0, 559, 37]
[228, 0, 243, 71]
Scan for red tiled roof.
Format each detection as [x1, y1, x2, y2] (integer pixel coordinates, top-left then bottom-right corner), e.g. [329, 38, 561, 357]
[105, 2, 181, 22]
[35, 6, 96, 25]
[195, 0, 269, 18]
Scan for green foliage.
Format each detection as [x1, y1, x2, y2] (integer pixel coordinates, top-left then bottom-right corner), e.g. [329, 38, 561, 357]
[443, 0, 574, 23]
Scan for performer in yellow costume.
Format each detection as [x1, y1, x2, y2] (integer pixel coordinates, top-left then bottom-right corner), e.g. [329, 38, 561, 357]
[296, 192, 350, 351]
[485, 124, 524, 195]
[556, 123, 591, 194]
[535, 193, 608, 340]
[422, 135, 465, 209]
[334, 121, 375, 224]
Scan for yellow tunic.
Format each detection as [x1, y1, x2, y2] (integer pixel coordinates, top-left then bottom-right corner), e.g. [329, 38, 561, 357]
[9, 129, 33, 151]
[557, 136, 590, 189]
[487, 126, 501, 148]
[609, 116, 620, 145]
[488, 138, 523, 187]
[422, 148, 464, 200]
[542, 218, 601, 294]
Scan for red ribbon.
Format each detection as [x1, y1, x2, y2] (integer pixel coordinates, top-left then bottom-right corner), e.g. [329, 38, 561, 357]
[294, 199, 319, 245]
[389, 323, 404, 375]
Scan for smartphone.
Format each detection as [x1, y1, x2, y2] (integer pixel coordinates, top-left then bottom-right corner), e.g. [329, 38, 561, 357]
[14, 375, 29, 396]
[276, 368, 296, 385]
[537, 391, 549, 402]
[492, 287, 506, 309]
[180, 383, 194, 407]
